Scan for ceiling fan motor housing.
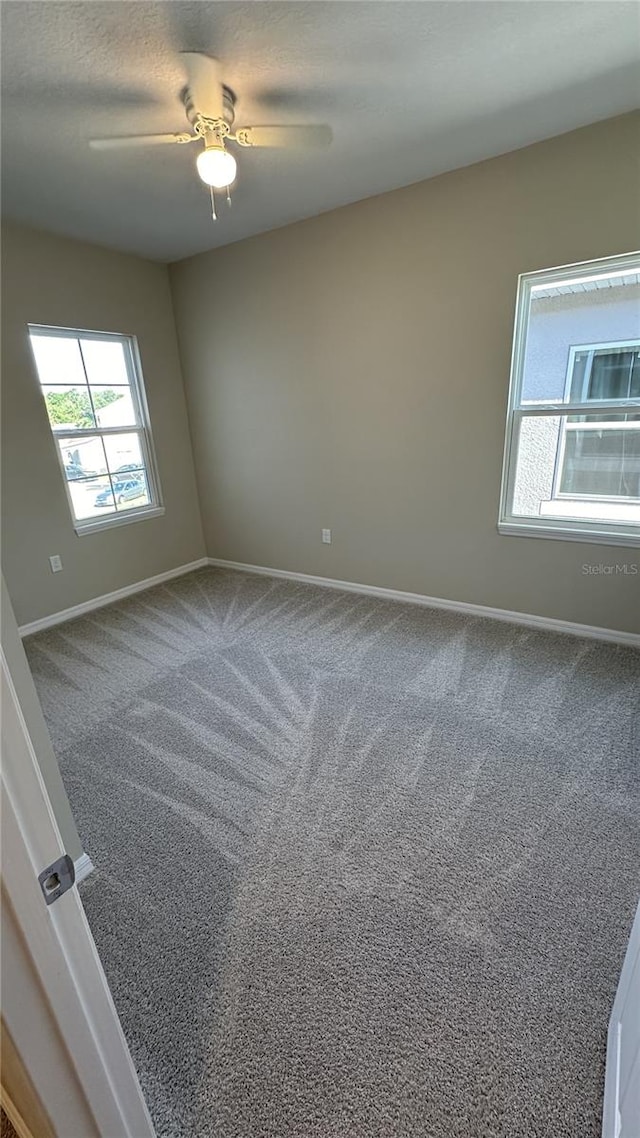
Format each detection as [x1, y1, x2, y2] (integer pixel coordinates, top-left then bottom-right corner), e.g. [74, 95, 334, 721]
[183, 85, 236, 130]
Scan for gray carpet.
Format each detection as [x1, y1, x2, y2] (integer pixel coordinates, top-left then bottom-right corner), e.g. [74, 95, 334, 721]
[24, 567, 640, 1138]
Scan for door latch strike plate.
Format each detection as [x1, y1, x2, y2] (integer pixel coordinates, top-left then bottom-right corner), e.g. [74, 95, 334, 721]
[38, 854, 75, 906]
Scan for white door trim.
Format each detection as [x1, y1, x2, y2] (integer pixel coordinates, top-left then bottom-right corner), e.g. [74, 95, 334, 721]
[602, 899, 640, 1138]
[74, 851, 96, 883]
[1, 643, 156, 1138]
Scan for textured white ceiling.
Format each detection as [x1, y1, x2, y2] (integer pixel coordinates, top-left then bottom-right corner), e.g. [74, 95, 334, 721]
[1, 1, 639, 262]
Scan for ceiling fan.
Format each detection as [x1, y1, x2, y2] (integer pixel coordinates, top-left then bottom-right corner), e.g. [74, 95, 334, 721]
[89, 52, 332, 219]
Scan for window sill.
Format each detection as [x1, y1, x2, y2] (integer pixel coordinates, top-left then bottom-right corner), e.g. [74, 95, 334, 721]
[75, 506, 165, 537]
[498, 520, 640, 549]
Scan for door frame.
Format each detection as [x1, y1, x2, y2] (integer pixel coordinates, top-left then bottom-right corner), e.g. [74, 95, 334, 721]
[1, 622, 155, 1138]
[602, 898, 640, 1138]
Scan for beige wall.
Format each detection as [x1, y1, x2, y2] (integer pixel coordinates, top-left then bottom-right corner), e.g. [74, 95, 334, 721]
[1, 223, 205, 626]
[170, 112, 640, 635]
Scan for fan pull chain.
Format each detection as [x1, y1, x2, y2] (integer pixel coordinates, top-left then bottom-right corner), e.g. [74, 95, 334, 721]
[209, 186, 217, 221]
[226, 186, 232, 208]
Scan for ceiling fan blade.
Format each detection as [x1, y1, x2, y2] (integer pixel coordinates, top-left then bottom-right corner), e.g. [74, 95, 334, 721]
[89, 133, 194, 150]
[234, 124, 332, 150]
[181, 52, 223, 120]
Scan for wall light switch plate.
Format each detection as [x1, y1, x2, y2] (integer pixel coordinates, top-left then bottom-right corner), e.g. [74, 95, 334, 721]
[49, 555, 63, 573]
[322, 529, 332, 544]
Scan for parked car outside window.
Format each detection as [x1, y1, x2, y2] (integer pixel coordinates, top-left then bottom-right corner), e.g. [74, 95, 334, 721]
[94, 477, 146, 507]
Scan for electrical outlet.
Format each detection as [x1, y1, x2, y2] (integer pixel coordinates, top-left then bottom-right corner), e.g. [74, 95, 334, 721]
[322, 529, 332, 544]
[49, 554, 63, 573]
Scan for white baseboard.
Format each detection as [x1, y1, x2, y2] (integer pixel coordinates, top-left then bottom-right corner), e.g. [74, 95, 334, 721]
[17, 552, 638, 647]
[74, 852, 95, 884]
[207, 557, 640, 648]
[18, 558, 209, 638]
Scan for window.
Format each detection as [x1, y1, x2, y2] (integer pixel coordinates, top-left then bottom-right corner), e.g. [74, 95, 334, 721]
[28, 325, 163, 535]
[499, 252, 640, 547]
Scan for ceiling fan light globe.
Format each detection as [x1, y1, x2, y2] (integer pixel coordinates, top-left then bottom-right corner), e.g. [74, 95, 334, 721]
[196, 146, 237, 188]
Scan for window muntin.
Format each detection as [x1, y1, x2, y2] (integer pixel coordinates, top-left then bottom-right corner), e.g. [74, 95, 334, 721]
[499, 253, 640, 546]
[28, 326, 162, 533]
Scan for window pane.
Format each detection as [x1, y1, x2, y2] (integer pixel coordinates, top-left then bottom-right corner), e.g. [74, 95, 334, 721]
[521, 277, 640, 404]
[101, 432, 151, 512]
[92, 387, 137, 427]
[42, 386, 95, 430]
[512, 415, 563, 515]
[101, 432, 145, 476]
[560, 426, 640, 499]
[57, 436, 106, 480]
[113, 471, 150, 512]
[512, 413, 640, 525]
[68, 475, 116, 520]
[27, 326, 161, 529]
[80, 338, 130, 386]
[30, 334, 86, 385]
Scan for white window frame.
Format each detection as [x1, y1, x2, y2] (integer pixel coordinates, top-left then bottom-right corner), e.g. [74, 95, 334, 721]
[498, 252, 640, 548]
[28, 324, 164, 536]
